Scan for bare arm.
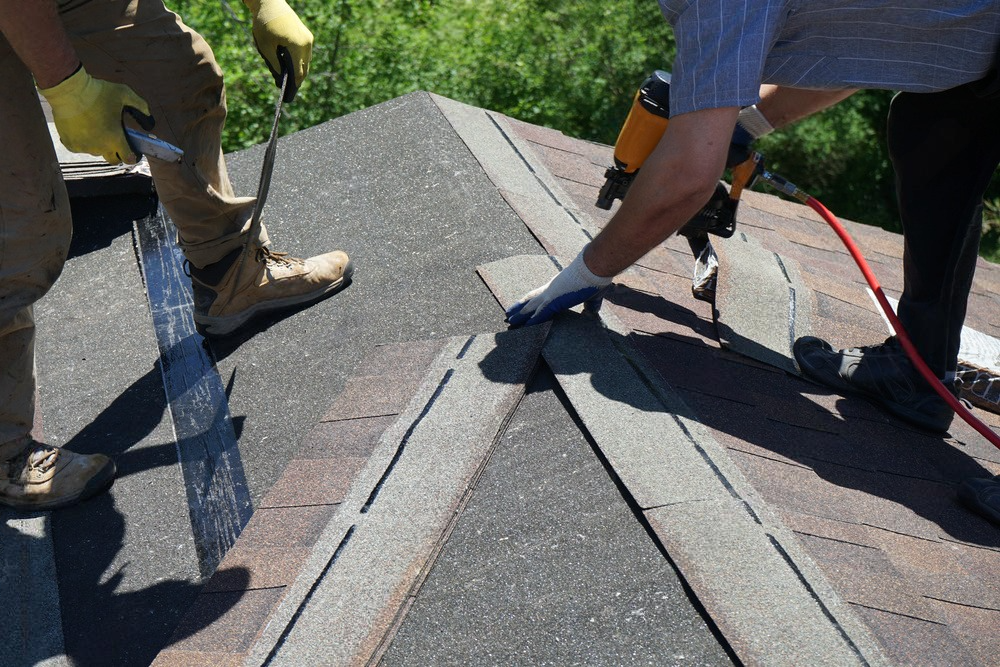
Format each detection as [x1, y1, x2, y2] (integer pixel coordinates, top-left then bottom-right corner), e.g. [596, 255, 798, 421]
[505, 85, 862, 326]
[0, 0, 78, 88]
[585, 106, 740, 276]
[583, 86, 856, 277]
[755, 85, 857, 129]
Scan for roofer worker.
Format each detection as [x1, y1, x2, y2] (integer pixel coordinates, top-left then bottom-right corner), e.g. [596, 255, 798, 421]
[509, 3, 999, 429]
[0, 0, 352, 510]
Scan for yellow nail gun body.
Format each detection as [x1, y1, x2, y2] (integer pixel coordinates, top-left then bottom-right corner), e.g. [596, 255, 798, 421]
[596, 70, 761, 238]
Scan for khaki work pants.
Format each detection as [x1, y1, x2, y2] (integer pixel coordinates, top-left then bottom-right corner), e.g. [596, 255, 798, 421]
[0, 0, 267, 452]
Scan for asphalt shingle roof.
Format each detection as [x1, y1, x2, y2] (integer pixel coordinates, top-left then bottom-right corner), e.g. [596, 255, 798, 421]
[506, 109, 1000, 665]
[13, 91, 999, 666]
[160, 94, 1000, 664]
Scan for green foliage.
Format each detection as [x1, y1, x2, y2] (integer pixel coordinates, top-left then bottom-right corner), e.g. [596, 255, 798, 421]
[755, 91, 1000, 259]
[168, 0, 674, 149]
[756, 91, 898, 230]
[167, 0, 999, 261]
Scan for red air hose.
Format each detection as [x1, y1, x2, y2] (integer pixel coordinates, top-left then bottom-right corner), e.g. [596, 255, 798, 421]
[760, 169, 1000, 450]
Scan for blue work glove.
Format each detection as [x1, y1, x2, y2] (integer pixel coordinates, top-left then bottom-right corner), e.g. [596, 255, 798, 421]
[505, 250, 612, 327]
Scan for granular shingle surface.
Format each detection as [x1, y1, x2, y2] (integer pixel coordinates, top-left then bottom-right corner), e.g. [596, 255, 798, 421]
[384, 367, 732, 667]
[22, 91, 1000, 666]
[504, 114, 1000, 665]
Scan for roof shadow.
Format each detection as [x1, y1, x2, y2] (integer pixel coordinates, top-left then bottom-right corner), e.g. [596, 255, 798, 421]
[619, 322, 1000, 548]
[50, 491, 249, 666]
[206, 277, 354, 361]
[68, 194, 158, 260]
[44, 364, 249, 665]
[605, 282, 719, 342]
[589, 268, 1000, 546]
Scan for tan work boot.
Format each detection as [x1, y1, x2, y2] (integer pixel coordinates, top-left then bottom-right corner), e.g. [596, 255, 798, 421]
[190, 245, 353, 336]
[0, 439, 116, 511]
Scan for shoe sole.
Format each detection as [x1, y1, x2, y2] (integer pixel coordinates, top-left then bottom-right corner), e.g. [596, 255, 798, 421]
[195, 261, 354, 337]
[0, 458, 117, 512]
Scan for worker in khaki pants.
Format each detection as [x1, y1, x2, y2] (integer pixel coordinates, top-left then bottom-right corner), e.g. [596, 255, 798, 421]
[0, 0, 353, 511]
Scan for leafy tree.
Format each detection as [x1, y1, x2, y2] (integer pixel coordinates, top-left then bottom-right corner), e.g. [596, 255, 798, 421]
[169, 0, 674, 148]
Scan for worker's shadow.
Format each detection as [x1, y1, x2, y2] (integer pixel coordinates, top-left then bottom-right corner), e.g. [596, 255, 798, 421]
[35, 363, 250, 666]
[0, 512, 67, 664]
[1, 497, 249, 667]
[67, 194, 157, 260]
[38, 194, 253, 665]
[550, 285, 1000, 548]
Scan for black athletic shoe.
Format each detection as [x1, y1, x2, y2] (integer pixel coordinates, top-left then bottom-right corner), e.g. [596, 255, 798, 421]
[957, 476, 1000, 526]
[793, 336, 956, 433]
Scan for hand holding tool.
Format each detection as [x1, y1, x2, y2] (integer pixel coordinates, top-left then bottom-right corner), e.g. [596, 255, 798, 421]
[40, 65, 151, 164]
[506, 250, 612, 327]
[244, 0, 312, 101]
[125, 128, 183, 163]
[596, 70, 765, 238]
[228, 46, 292, 296]
[680, 152, 762, 238]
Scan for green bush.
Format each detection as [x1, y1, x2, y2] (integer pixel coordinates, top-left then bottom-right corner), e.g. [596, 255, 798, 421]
[169, 0, 674, 149]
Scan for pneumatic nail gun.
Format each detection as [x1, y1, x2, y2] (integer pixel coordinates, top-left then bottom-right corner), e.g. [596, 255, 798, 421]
[595, 70, 762, 239]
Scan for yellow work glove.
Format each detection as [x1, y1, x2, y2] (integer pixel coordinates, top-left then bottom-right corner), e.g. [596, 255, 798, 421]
[39, 65, 150, 165]
[244, 0, 312, 100]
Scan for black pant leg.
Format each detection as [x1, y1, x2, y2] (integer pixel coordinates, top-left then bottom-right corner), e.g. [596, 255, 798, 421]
[887, 87, 1000, 378]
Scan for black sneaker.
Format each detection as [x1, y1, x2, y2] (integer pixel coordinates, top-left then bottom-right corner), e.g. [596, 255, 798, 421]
[957, 476, 1000, 526]
[793, 336, 955, 433]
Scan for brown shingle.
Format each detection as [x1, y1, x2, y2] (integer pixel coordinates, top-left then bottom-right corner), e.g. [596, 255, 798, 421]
[259, 456, 366, 508]
[321, 374, 427, 422]
[796, 531, 941, 621]
[295, 415, 396, 460]
[853, 605, 975, 666]
[503, 107, 1000, 664]
[162, 588, 285, 654]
